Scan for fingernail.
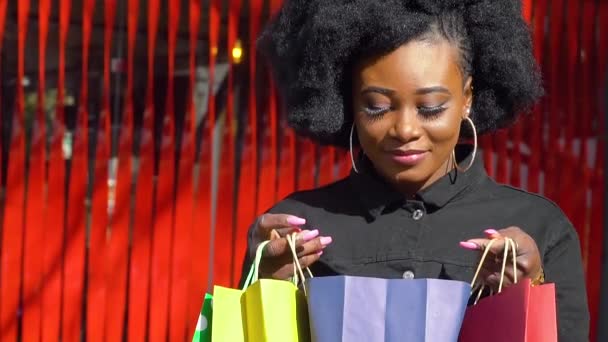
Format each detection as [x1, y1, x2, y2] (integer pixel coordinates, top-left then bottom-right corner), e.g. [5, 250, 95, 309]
[287, 216, 306, 226]
[317, 251, 324, 256]
[460, 241, 480, 250]
[320, 236, 333, 246]
[484, 229, 499, 236]
[301, 229, 319, 241]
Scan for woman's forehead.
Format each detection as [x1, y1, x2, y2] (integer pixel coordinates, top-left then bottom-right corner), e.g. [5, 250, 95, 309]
[355, 40, 463, 91]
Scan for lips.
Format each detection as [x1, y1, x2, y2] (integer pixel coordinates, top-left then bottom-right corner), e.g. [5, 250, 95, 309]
[391, 149, 427, 156]
[388, 149, 429, 166]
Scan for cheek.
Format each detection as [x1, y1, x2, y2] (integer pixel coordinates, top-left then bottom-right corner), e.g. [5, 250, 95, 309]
[354, 114, 393, 148]
[423, 111, 463, 144]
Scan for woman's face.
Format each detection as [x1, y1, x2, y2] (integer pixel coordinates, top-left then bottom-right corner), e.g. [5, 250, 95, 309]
[352, 38, 472, 194]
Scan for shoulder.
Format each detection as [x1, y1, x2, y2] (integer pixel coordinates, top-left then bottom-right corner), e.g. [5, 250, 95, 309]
[484, 181, 579, 249]
[488, 182, 567, 219]
[267, 177, 355, 215]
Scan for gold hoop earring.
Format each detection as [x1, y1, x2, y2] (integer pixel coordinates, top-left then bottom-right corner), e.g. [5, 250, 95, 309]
[453, 116, 477, 172]
[350, 123, 359, 173]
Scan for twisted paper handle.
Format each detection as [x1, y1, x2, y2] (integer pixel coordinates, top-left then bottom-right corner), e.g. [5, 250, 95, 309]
[470, 237, 518, 303]
[286, 233, 314, 295]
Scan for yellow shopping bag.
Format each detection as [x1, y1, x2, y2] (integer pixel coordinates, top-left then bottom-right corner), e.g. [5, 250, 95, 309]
[211, 235, 311, 342]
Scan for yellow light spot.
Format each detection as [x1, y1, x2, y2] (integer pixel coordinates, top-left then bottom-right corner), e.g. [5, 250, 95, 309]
[232, 39, 243, 64]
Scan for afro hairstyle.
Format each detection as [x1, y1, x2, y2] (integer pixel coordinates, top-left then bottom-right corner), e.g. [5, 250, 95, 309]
[257, 0, 544, 147]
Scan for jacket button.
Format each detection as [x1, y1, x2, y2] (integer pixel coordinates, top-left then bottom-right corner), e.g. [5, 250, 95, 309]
[412, 209, 424, 220]
[402, 270, 415, 279]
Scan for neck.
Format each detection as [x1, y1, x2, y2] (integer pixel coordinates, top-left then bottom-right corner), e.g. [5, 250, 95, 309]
[390, 155, 455, 198]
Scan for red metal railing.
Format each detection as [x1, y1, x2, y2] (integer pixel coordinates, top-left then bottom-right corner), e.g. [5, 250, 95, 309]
[0, 0, 605, 340]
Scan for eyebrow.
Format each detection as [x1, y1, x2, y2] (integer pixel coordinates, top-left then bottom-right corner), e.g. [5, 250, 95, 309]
[360, 85, 452, 96]
[415, 86, 451, 95]
[361, 86, 395, 96]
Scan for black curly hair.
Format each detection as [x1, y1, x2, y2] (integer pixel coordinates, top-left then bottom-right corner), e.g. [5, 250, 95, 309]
[258, 0, 543, 147]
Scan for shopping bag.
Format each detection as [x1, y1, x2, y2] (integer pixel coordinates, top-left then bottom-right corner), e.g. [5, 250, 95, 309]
[458, 238, 557, 342]
[192, 294, 213, 342]
[306, 275, 471, 341]
[211, 235, 312, 342]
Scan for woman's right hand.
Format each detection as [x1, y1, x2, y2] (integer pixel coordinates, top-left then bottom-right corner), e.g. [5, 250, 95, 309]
[252, 213, 332, 280]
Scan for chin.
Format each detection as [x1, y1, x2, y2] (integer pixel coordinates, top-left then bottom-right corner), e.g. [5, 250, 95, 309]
[383, 166, 431, 187]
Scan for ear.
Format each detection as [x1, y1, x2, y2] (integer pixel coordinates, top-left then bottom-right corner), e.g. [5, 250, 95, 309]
[463, 76, 473, 119]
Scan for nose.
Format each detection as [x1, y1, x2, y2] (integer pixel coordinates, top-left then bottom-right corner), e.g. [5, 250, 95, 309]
[391, 108, 422, 143]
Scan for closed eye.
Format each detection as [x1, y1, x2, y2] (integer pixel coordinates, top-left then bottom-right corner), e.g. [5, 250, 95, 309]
[362, 104, 391, 117]
[418, 105, 447, 120]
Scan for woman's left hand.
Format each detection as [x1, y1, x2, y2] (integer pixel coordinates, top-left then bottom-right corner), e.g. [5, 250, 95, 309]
[460, 227, 542, 291]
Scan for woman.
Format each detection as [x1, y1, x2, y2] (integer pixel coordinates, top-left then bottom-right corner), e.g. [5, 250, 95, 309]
[241, 0, 589, 340]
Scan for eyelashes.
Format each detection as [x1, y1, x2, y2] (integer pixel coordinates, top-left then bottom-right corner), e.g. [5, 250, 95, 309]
[361, 104, 448, 121]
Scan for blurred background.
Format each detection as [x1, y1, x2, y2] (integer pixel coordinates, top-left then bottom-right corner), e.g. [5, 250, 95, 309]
[0, 0, 606, 341]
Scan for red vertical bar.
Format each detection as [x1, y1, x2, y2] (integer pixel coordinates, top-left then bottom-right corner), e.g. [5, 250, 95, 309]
[185, 0, 209, 338]
[103, 0, 131, 339]
[85, 0, 110, 340]
[256, 0, 282, 213]
[508, 1, 532, 188]
[149, 0, 178, 339]
[256, 76, 278, 214]
[579, 2, 599, 338]
[57, 0, 82, 340]
[494, 129, 508, 184]
[507, 0, 530, 189]
[220, 0, 241, 286]
[127, 0, 157, 339]
[167, 0, 195, 339]
[480, 137, 494, 179]
[318, 145, 336, 186]
[527, 0, 548, 194]
[276, 120, 297, 200]
[557, 0, 581, 227]
[267, 0, 292, 210]
[297, 138, 316, 190]
[0, 1, 29, 340]
[209, 1, 235, 286]
[192, 0, 212, 307]
[337, 148, 352, 180]
[21, 0, 50, 339]
[509, 123, 523, 187]
[233, 0, 263, 286]
[588, 4, 606, 332]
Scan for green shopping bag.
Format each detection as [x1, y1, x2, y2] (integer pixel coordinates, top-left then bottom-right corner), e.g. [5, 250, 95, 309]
[211, 235, 312, 342]
[192, 294, 213, 342]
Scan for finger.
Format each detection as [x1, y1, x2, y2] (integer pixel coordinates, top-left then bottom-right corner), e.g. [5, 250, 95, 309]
[298, 253, 322, 269]
[271, 227, 301, 239]
[263, 238, 290, 258]
[466, 237, 508, 255]
[256, 213, 306, 237]
[296, 236, 333, 257]
[484, 228, 501, 238]
[263, 229, 323, 258]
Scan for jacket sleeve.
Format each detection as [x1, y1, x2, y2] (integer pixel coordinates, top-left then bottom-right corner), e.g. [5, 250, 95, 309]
[543, 216, 590, 341]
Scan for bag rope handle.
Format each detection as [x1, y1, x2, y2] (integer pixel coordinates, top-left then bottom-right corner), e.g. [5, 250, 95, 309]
[470, 237, 518, 303]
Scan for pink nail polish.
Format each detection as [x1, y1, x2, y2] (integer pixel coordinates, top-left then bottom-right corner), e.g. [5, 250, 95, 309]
[317, 251, 324, 256]
[484, 229, 499, 236]
[301, 229, 319, 241]
[320, 236, 333, 246]
[287, 216, 306, 226]
[460, 241, 480, 250]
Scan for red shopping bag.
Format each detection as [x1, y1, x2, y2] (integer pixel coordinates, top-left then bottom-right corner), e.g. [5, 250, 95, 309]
[458, 238, 557, 342]
[458, 279, 557, 342]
